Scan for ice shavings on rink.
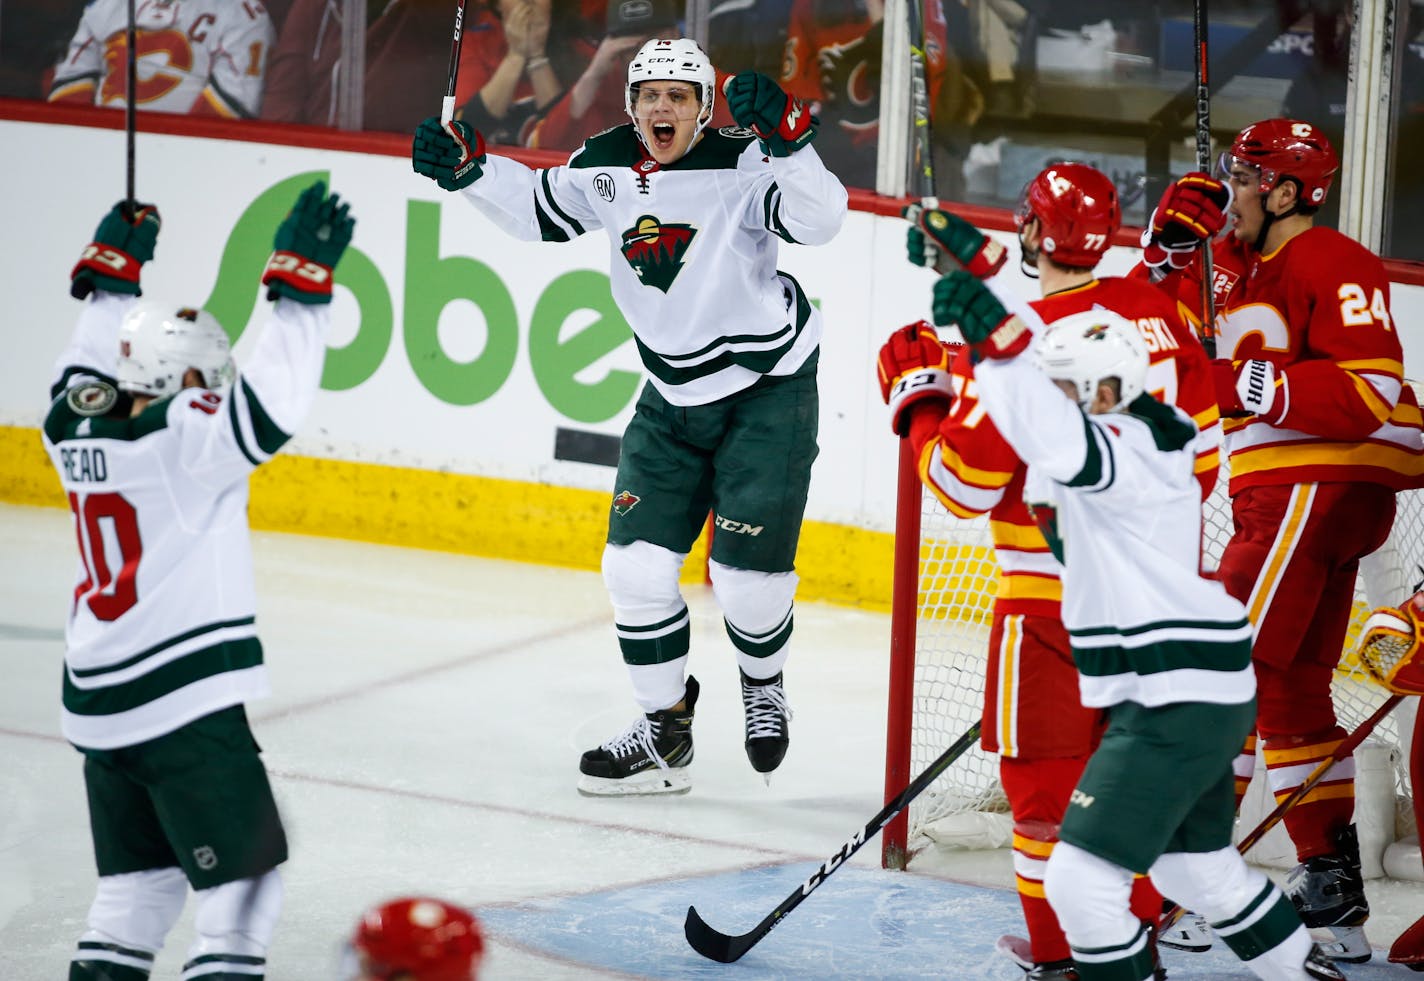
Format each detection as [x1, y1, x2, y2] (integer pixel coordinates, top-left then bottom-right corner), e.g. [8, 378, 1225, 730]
[479, 864, 1409, 980]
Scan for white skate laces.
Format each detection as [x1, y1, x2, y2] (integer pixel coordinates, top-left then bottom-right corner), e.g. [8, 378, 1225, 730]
[599, 716, 671, 770]
[742, 680, 791, 737]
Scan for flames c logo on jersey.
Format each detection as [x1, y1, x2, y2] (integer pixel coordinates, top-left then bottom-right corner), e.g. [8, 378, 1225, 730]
[620, 214, 696, 293]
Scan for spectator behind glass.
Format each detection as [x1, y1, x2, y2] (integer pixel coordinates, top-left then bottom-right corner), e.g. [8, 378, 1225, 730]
[452, 0, 602, 147]
[527, 0, 734, 150]
[48, 0, 275, 118]
[1282, 3, 1350, 230]
[262, 0, 452, 132]
[0, 0, 88, 100]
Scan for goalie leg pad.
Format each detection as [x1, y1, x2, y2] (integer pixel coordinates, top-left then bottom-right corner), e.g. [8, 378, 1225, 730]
[708, 559, 796, 677]
[183, 868, 282, 975]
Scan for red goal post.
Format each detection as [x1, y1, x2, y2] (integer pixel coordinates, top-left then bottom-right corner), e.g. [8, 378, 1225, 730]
[881, 431, 1421, 869]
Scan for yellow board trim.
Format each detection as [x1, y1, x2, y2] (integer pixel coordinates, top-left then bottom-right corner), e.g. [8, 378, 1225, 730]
[1, 425, 897, 607]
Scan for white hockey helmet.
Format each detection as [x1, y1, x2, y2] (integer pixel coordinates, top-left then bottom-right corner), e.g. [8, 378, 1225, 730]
[117, 300, 236, 397]
[1033, 309, 1147, 411]
[625, 37, 716, 135]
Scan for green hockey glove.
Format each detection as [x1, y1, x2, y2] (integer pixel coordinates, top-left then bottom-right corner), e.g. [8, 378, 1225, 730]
[262, 181, 355, 304]
[412, 117, 487, 191]
[932, 270, 1031, 361]
[721, 72, 817, 157]
[70, 201, 161, 299]
[903, 200, 1007, 279]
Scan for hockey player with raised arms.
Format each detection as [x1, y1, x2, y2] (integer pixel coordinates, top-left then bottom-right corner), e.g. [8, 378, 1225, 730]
[412, 38, 847, 794]
[894, 163, 1220, 979]
[878, 272, 1344, 980]
[48, 182, 353, 980]
[1139, 119, 1424, 964]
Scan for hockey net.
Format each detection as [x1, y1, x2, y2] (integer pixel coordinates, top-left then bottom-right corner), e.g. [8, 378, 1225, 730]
[882, 449, 1422, 867]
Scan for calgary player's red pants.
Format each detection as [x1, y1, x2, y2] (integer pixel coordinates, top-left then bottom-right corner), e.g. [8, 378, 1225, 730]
[987, 612, 1161, 964]
[1216, 481, 1395, 859]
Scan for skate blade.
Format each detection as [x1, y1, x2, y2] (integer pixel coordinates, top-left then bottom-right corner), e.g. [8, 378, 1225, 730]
[576, 768, 691, 797]
[1315, 925, 1372, 964]
[1158, 914, 1214, 953]
[995, 934, 1034, 970]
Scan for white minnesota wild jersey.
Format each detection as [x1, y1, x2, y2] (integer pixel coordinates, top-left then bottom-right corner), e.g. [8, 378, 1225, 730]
[44, 292, 330, 750]
[974, 354, 1256, 711]
[49, 0, 274, 118]
[463, 124, 848, 406]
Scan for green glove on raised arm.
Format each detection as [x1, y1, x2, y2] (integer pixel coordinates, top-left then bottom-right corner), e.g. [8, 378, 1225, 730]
[412, 117, 487, 191]
[721, 72, 817, 158]
[903, 200, 1007, 279]
[70, 201, 161, 299]
[932, 270, 1031, 362]
[261, 181, 356, 305]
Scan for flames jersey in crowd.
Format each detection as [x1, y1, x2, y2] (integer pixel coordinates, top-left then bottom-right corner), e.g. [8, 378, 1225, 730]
[462, 124, 847, 406]
[43, 292, 329, 750]
[49, 0, 274, 118]
[1214, 226, 1424, 493]
[918, 275, 1221, 621]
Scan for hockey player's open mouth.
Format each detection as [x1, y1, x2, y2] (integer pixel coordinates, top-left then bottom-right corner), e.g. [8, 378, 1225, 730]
[652, 122, 677, 150]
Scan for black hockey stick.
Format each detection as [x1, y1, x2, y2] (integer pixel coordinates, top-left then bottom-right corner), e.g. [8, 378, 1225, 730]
[905, 0, 936, 201]
[684, 721, 982, 963]
[1161, 693, 1404, 932]
[1193, 0, 1217, 357]
[125, 0, 137, 205]
[439, 0, 470, 124]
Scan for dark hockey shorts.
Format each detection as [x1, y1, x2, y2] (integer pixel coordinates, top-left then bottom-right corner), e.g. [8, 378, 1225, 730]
[607, 357, 819, 573]
[1059, 698, 1256, 873]
[80, 705, 288, 890]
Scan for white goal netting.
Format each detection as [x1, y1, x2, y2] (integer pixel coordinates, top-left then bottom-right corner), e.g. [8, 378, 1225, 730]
[899, 470, 1421, 857]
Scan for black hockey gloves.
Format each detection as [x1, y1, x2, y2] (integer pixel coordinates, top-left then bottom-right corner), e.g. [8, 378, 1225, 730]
[412, 117, 487, 192]
[722, 72, 817, 158]
[262, 181, 355, 305]
[70, 201, 161, 300]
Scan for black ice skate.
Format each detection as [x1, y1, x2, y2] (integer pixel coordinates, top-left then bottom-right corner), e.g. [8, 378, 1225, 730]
[740, 670, 791, 778]
[1285, 824, 1371, 963]
[577, 676, 699, 797]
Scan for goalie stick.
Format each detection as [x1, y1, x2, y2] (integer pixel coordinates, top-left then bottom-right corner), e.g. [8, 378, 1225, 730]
[1161, 693, 1406, 931]
[684, 721, 981, 963]
[439, 0, 470, 125]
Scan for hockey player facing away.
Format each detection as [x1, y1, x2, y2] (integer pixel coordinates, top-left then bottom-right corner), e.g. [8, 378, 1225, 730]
[1139, 119, 1424, 964]
[49, 183, 354, 980]
[343, 896, 484, 980]
[879, 285, 1344, 980]
[896, 163, 1220, 979]
[412, 38, 846, 795]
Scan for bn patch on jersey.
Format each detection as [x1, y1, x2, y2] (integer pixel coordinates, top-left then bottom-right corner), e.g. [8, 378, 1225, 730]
[67, 381, 118, 417]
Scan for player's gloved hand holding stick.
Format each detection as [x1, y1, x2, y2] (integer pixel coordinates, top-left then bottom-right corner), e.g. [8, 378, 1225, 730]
[1141, 171, 1232, 276]
[877, 319, 955, 437]
[262, 180, 355, 305]
[722, 71, 817, 158]
[933, 270, 1031, 362]
[412, 116, 487, 192]
[70, 201, 161, 300]
[903, 201, 1007, 279]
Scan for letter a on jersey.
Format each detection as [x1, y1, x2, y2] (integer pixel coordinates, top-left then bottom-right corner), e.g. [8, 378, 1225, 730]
[620, 215, 697, 293]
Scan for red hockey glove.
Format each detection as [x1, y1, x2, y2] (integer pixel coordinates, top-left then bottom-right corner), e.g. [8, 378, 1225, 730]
[1212, 358, 1280, 420]
[71, 201, 161, 299]
[904, 200, 1007, 279]
[932, 270, 1030, 362]
[878, 320, 955, 436]
[1141, 172, 1232, 274]
[722, 72, 817, 157]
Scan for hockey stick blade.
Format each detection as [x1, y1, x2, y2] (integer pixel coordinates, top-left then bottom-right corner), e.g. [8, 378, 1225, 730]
[683, 722, 981, 963]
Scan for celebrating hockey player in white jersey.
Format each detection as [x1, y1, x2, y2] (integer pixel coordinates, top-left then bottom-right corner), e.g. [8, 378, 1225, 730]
[412, 37, 847, 795]
[49, 0, 274, 118]
[48, 182, 354, 980]
[878, 274, 1343, 980]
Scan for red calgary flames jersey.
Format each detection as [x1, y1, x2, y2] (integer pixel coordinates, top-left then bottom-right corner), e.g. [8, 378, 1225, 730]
[1215, 227, 1424, 492]
[917, 277, 1220, 618]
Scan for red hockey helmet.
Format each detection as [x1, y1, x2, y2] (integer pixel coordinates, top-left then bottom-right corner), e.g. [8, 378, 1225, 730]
[350, 897, 484, 981]
[1223, 118, 1339, 207]
[1014, 162, 1121, 268]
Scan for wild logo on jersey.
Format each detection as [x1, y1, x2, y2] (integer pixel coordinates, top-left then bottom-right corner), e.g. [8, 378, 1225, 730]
[619, 215, 696, 293]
